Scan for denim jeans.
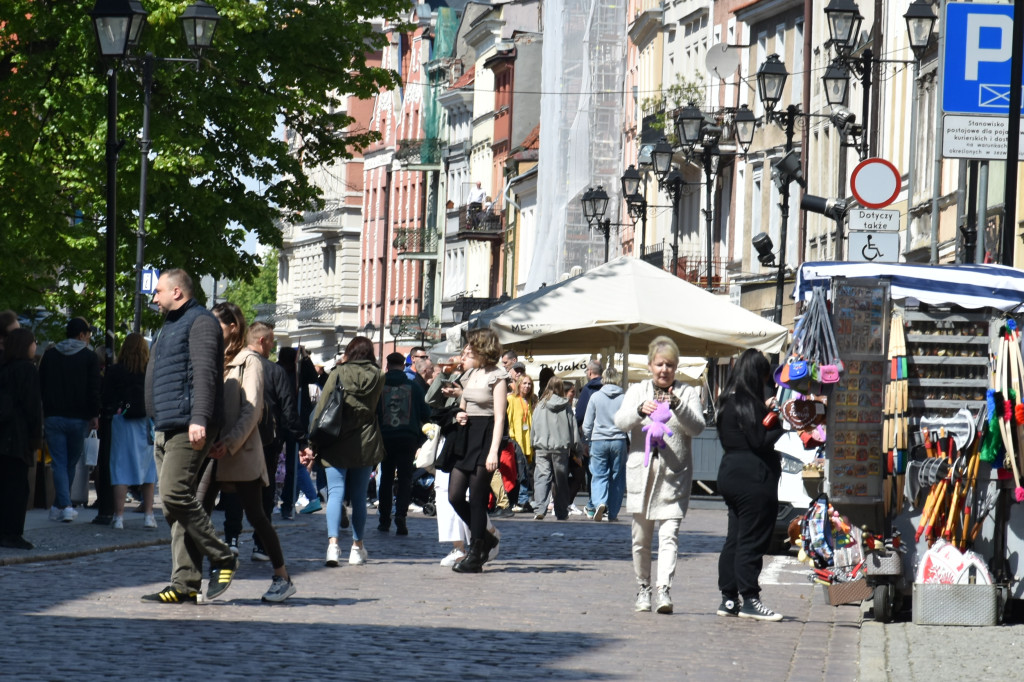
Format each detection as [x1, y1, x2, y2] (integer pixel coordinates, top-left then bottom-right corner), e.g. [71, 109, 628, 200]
[588, 438, 627, 519]
[325, 465, 372, 542]
[44, 416, 89, 509]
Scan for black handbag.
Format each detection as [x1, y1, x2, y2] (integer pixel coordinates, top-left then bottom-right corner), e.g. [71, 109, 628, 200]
[308, 382, 346, 448]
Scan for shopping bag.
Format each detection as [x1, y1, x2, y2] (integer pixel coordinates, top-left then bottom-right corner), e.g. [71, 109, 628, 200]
[83, 429, 100, 467]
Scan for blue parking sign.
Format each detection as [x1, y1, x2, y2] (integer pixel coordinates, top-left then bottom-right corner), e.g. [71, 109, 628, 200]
[141, 268, 161, 294]
[943, 3, 1023, 115]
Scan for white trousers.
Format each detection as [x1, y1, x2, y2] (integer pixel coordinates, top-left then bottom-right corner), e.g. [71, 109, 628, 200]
[631, 515, 681, 588]
[433, 467, 470, 544]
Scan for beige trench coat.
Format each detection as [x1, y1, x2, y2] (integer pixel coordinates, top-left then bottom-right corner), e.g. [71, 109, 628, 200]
[216, 348, 267, 485]
[613, 379, 705, 520]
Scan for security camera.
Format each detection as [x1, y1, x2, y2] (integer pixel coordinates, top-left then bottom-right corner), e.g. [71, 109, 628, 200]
[772, 149, 806, 188]
[752, 232, 777, 267]
[801, 194, 849, 221]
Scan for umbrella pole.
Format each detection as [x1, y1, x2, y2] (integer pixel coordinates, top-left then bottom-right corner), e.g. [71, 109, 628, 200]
[622, 328, 630, 389]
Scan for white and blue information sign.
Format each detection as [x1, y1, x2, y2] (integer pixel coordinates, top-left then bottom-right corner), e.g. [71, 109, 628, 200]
[942, 3, 1024, 159]
[141, 268, 161, 294]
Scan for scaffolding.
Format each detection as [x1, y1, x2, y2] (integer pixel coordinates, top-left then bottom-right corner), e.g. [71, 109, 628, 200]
[527, 0, 627, 290]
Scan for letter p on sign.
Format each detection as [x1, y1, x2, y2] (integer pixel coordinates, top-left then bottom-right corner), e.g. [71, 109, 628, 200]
[965, 14, 1012, 80]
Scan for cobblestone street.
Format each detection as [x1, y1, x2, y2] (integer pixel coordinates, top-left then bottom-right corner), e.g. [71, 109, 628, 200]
[0, 500, 864, 681]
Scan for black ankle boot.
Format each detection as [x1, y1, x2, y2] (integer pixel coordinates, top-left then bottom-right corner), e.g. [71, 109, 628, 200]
[452, 539, 486, 573]
[395, 517, 408, 536]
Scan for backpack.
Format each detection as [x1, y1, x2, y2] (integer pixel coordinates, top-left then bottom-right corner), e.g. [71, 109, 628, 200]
[801, 493, 835, 569]
[381, 382, 414, 430]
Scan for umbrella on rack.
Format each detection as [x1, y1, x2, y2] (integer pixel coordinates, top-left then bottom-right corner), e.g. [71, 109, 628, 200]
[882, 315, 908, 516]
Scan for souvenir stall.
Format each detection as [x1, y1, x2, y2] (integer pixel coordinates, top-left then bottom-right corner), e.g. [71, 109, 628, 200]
[787, 262, 1024, 624]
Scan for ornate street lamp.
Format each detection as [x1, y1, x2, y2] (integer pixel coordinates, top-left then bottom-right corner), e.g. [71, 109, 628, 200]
[733, 105, 757, 153]
[89, 0, 147, 58]
[904, 0, 937, 61]
[389, 317, 402, 352]
[651, 139, 674, 182]
[180, 0, 221, 56]
[674, 103, 705, 149]
[822, 60, 851, 107]
[417, 310, 430, 347]
[824, 0, 863, 54]
[756, 54, 788, 114]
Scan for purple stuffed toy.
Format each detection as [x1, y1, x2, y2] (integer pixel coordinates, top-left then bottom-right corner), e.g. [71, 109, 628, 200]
[642, 401, 673, 466]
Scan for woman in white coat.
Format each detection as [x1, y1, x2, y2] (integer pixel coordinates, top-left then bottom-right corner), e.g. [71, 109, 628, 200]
[613, 336, 705, 615]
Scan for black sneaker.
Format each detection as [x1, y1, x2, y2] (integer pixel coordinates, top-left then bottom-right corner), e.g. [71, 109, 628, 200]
[377, 516, 391, 533]
[0, 535, 34, 550]
[739, 597, 783, 622]
[227, 536, 240, 556]
[716, 596, 740, 617]
[251, 544, 270, 562]
[141, 585, 198, 604]
[395, 518, 408, 536]
[206, 557, 239, 600]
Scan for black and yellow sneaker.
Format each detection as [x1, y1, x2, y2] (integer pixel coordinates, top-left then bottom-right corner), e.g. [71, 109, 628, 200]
[206, 556, 239, 600]
[140, 585, 198, 604]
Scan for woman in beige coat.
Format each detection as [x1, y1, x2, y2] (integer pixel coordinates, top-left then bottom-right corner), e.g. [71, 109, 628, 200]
[614, 336, 705, 615]
[208, 302, 295, 603]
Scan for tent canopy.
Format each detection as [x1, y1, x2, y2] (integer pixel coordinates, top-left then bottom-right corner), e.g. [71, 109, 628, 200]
[797, 262, 1024, 312]
[468, 257, 788, 357]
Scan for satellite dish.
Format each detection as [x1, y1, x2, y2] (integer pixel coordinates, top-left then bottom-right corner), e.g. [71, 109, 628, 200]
[705, 43, 742, 81]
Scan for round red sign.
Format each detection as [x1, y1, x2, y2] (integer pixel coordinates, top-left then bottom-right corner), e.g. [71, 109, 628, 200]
[850, 158, 901, 209]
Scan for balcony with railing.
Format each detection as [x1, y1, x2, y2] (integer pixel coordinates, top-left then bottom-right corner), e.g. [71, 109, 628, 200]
[393, 225, 439, 259]
[447, 205, 505, 241]
[395, 137, 442, 169]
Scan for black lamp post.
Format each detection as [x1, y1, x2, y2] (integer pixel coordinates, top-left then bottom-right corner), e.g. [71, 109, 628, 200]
[620, 165, 647, 257]
[756, 54, 802, 324]
[417, 311, 430, 347]
[674, 106, 726, 291]
[389, 317, 402, 352]
[581, 185, 612, 263]
[131, 2, 219, 334]
[90, 0, 220, 340]
[89, 0, 147, 361]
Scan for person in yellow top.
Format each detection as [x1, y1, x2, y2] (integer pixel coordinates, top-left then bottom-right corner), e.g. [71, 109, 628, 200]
[507, 372, 537, 513]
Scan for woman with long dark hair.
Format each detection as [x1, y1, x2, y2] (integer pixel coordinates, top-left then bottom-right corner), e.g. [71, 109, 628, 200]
[715, 348, 785, 621]
[208, 302, 295, 602]
[105, 332, 157, 530]
[444, 328, 507, 573]
[0, 328, 42, 549]
[300, 336, 384, 567]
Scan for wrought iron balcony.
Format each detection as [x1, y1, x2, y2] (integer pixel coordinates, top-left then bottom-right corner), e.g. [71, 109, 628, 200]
[393, 226, 439, 256]
[454, 206, 504, 240]
[396, 137, 442, 167]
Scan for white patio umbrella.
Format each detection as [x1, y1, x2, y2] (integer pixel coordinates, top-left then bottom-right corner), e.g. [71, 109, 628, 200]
[468, 257, 788, 382]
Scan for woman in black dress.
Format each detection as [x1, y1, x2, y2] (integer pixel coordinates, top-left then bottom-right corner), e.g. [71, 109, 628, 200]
[0, 328, 43, 549]
[715, 349, 785, 621]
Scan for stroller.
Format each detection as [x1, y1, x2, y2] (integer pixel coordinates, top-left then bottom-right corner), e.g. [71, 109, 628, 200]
[410, 468, 436, 516]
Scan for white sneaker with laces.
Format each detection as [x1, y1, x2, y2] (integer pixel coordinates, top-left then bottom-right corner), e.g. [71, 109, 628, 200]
[111, 516, 124, 530]
[49, 506, 62, 522]
[349, 545, 368, 565]
[261, 575, 296, 603]
[325, 542, 341, 567]
[143, 514, 157, 529]
[567, 504, 584, 516]
[440, 548, 466, 567]
[61, 507, 77, 523]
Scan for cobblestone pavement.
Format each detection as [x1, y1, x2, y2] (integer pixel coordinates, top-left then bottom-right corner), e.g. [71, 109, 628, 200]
[0, 498, 866, 681]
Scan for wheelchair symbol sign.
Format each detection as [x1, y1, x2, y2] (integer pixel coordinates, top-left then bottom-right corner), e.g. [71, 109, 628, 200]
[848, 231, 899, 263]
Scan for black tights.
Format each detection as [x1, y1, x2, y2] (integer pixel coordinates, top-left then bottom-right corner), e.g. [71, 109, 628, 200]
[448, 465, 491, 542]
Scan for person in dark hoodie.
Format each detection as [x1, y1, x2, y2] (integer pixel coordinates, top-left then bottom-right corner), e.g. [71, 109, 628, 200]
[0, 328, 43, 549]
[530, 376, 574, 521]
[574, 361, 603, 427]
[582, 365, 628, 523]
[38, 316, 101, 523]
[376, 352, 430, 535]
[278, 345, 319, 519]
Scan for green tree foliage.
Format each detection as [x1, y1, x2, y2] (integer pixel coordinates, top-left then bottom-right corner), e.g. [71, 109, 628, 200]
[220, 248, 277, 324]
[0, 0, 406, 339]
[640, 73, 705, 143]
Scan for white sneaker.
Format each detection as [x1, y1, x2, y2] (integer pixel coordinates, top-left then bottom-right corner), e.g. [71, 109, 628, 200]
[567, 504, 584, 516]
[349, 545, 368, 565]
[61, 507, 77, 523]
[325, 542, 341, 567]
[143, 514, 157, 529]
[111, 516, 124, 529]
[440, 548, 466, 567]
[49, 506, 62, 522]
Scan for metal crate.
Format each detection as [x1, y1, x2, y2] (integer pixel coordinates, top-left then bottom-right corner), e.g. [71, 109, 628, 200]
[912, 583, 999, 626]
[864, 551, 902, 576]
